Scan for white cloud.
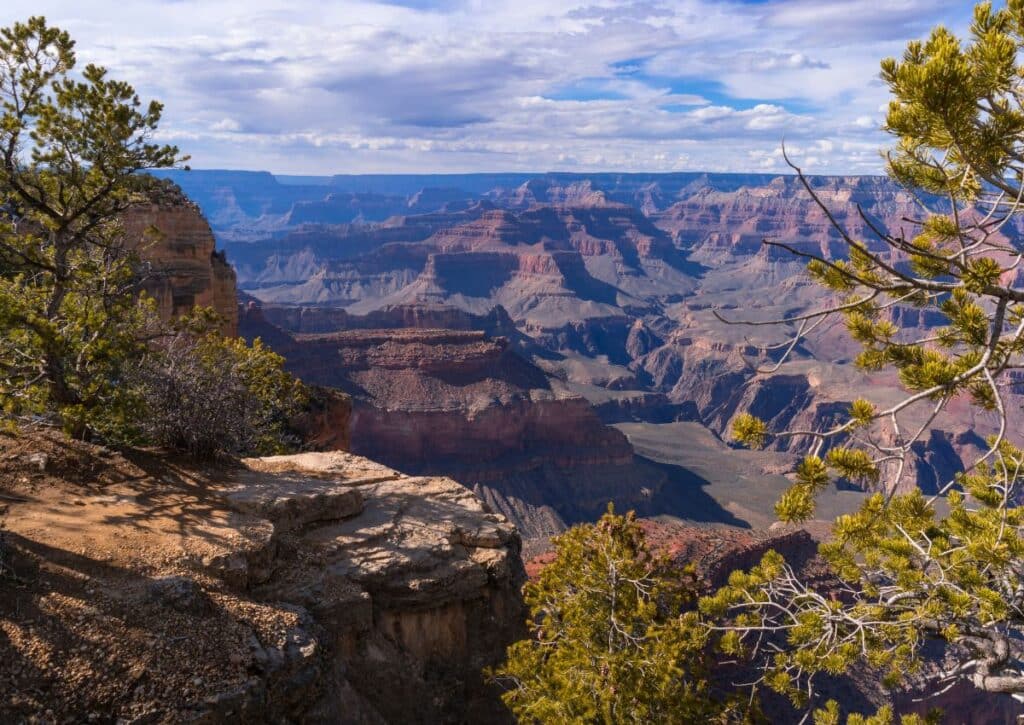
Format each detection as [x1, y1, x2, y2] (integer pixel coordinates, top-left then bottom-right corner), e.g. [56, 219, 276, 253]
[0, 0, 972, 173]
[210, 118, 242, 132]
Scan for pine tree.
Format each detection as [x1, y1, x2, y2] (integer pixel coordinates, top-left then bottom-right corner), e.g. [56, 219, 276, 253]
[0, 17, 182, 435]
[492, 507, 747, 723]
[716, 0, 1024, 712]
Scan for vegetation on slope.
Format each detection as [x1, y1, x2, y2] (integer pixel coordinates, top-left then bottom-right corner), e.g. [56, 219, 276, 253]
[491, 506, 748, 723]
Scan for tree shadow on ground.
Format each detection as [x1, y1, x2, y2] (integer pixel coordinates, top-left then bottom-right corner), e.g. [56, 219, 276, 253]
[96, 449, 246, 551]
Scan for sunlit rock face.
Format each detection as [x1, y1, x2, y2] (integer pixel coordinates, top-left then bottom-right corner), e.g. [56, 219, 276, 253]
[0, 430, 525, 723]
[124, 201, 238, 336]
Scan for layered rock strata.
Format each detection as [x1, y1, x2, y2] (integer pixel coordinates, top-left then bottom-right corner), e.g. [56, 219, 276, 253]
[199, 171, 1008, 498]
[123, 201, 238, 335]
[238, 303, 684, 540]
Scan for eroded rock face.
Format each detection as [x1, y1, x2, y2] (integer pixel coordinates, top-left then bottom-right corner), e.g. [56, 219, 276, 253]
[255, 300, 520, 338]
[652, 175, 921, 262]
[289, 386, 354, 452]
[236, 451, 526, 723]
[124, 202, 238, 335]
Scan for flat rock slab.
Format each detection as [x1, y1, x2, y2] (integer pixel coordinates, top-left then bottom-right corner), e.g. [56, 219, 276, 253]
[242, 451, 399, 480]
[220, 452, 404, 532]
[227, 451, 519, 611]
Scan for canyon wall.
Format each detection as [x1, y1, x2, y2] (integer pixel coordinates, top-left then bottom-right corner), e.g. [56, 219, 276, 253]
[238, 302, 694, 540]
[124, 200, 238, 336]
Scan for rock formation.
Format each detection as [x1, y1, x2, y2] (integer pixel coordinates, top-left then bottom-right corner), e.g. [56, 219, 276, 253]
[123, 198, 238, 335]
[0, 430, 524, 723]
[289, 386, 354, 452]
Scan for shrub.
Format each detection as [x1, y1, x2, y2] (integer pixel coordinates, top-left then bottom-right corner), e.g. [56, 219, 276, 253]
[491, 507, 748, 723]
[130, 331, 307, 459]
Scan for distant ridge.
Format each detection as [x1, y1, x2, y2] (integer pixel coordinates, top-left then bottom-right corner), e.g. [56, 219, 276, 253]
[151, 168, 898, 233]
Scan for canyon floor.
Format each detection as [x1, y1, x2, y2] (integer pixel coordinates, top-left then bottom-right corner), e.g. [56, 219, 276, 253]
[614, 421, 865, 531]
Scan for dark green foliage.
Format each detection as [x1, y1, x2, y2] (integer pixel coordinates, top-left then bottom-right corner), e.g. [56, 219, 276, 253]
[0, 16, 181, 436]
[492, 507, 748, 723]
[0, 18, 307, 460]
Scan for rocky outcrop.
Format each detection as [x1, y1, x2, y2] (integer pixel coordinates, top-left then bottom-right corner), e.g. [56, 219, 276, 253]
[639, 521, 821, 588]
[349, 395, 633, 470]
[591, 391, 697, 424]
[124, 201, 238, 335]
[523, 315, 638, 367]
[0, 432, 524, 723]
[253, 300, 520, 339]
[525, 521, 821, 586]
[235, 451, 526, 723]
[507, 178, 611, 208]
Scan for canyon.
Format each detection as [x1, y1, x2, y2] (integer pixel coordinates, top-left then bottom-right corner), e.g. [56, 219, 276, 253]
[238, 301, 725, 543]
[151, 171, 1007, 532]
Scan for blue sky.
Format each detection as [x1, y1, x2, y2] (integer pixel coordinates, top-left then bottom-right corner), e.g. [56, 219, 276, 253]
[2, 0, 973, 174]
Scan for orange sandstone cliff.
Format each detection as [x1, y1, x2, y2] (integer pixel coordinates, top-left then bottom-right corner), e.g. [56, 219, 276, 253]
[123, 199, 238, 336]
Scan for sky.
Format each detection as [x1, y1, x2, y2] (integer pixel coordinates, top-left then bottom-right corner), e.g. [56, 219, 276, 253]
[2, 1, 974, 175]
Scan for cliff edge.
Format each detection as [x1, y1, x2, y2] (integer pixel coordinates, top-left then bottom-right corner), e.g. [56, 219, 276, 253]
[124, 199, 239, 336]
[0, 431, 524, 723]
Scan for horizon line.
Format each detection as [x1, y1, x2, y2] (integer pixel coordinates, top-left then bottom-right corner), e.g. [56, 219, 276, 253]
[157, 168, 891, 179]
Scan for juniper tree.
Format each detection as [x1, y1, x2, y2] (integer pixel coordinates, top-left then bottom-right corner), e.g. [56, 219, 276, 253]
[711, 0, 1024, 714]
[0, 16, 182, 435]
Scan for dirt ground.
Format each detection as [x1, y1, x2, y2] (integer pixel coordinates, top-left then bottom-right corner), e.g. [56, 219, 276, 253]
[0, 428, 301, 723]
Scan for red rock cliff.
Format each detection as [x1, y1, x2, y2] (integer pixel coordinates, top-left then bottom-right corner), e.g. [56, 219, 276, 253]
[238, 303, 686, 541]
[123, 202, 238, 336]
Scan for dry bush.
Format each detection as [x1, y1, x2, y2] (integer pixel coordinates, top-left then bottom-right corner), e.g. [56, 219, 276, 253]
[131, 332, 306, 459]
